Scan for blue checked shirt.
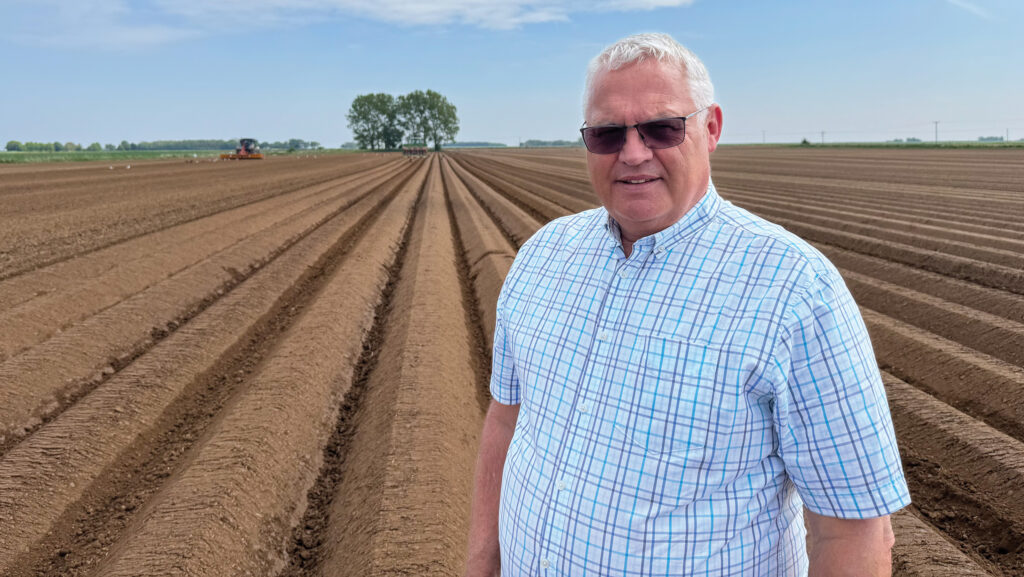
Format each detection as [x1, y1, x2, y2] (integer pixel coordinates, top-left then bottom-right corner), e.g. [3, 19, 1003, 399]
[491, 182, 910, 576]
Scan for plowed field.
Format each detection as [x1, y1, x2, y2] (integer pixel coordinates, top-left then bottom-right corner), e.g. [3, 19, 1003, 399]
[0, 147, 1022, 576]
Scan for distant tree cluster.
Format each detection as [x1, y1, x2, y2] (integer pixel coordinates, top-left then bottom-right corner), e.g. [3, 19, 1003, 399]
[445, 141, 508, 148]
[520, 138, 584, 148]
[6, 141, 89, 152]
[346, 90, 459, 151]
[261, 139, 322, 151]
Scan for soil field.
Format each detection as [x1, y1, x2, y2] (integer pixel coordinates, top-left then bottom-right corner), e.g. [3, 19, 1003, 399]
[0, 147, 1022, 576]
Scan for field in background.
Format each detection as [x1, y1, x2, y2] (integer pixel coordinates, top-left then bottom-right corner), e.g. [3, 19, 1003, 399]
[4, 140, 1024, 164]
[0, 149, 354, 164]
[0, 147, 1022, 576]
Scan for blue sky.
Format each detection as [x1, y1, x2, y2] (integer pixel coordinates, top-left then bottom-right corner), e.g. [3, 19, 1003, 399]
[1, 0, 1021, 146]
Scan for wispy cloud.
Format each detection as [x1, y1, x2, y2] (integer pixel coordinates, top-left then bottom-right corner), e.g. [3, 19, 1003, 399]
[945, 0, 992, 19]
[1, 0, 197, 49]
[0, 0, 695, 49]
[158, 0, 696, 30]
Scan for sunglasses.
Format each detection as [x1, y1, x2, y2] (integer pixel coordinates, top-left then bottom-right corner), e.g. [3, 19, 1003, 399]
[580, 106, 710, 155]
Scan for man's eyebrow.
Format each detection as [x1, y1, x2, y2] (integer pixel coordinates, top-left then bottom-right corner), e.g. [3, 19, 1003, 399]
[587, 113, 685, 126]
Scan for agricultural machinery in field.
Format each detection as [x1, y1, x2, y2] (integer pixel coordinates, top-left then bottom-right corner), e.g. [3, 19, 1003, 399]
[220, 138, 264, 160]
[402, 134, 428, 157]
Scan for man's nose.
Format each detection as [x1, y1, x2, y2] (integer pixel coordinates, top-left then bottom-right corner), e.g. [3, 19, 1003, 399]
[618, 126, 653, 165]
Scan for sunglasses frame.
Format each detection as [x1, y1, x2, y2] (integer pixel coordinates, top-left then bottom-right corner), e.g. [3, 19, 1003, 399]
[580, 105, 711, 155]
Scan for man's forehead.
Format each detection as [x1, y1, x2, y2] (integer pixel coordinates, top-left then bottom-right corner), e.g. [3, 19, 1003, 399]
[586, 60, 692, 123]
[586, 92, 691, 125]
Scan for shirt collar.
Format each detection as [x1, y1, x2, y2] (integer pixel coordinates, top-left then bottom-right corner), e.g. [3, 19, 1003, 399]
[603, 180, 722, 254]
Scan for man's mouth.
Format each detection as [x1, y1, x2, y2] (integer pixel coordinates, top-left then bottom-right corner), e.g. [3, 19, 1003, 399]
[618, 176, 660, 185]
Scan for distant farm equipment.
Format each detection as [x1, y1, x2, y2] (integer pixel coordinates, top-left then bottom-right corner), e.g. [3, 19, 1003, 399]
[402, 134, 428, 157]
[220, 138, 264, 160]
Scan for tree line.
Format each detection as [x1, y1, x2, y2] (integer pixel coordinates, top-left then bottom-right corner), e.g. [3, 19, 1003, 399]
[5, 139, 322, 152]
[346, 90, 458, 151]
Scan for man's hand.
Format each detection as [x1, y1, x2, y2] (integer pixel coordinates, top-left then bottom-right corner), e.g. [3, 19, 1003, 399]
[806, 509, 896, 577]
[464, 400, 520, 577]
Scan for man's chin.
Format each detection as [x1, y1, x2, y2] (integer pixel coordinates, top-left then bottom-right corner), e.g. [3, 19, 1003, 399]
[611, 210, 676, 240]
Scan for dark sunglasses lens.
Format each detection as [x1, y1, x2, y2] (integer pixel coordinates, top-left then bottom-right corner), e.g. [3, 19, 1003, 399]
[637, 118, 686, 149]
[582, 126, 626, 154]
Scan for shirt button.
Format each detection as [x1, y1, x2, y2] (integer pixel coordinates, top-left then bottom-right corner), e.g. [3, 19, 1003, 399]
[557, 480, 566, 490]
[579, 404, 589, 413]
[618, 269, 629, 278]
[597, 330, 609, 341]
[541, 559, 551, 568]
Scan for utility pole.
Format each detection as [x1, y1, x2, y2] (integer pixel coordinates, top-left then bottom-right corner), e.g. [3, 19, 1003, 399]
[933, 121, 939, 144]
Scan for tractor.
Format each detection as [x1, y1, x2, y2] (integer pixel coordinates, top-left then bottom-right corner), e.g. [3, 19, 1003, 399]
[220, 138, 264, 160]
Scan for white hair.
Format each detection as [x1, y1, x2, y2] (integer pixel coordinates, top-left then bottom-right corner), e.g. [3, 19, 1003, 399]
[583, 32, 715, 121]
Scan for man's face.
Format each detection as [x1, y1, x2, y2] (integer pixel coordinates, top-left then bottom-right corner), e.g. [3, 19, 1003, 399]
[585, 59, 722, 244]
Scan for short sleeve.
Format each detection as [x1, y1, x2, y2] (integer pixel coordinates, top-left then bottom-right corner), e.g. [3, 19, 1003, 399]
[490, 306, 521, 405]
[773, 270, 911, 518]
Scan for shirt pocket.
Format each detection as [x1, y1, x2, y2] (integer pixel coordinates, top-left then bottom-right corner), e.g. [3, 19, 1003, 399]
[611, 334, 725, 459]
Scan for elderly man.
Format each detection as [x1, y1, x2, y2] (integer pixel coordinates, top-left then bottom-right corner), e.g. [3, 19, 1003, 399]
[465, 33, 909, 576]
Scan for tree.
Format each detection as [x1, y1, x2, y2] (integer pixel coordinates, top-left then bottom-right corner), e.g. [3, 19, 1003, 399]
[346, 93, 403, 150]
[53, 141, 64, 152]
[6, 141, 22, 151]
[105, 144, 116, 151]
[397, 89, 458, 151]
[87, 142, 102, 151]
[118, 140, 130, 151]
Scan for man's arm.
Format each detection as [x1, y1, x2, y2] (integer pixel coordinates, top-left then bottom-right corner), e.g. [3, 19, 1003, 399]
[465, 400, 521, 577]
[806, 509, 896, 577]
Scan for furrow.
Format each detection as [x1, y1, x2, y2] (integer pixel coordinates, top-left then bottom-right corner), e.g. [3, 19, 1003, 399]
[444, 155, 541, 247]
[891, 510, 994, 577]
[0, 163, 414, 453]
[0, 162, 398, 361]
[724, 190, 1024, 253]
[818, 244, 1024, 325]
[88, 158, 428, 577]
[758, 215, 1024, 295]
[713, 164, 1024, 209]
[451, 155, 575, 222]
[0, 158, 403, 315]
[714, 173, 1024, 232]
[458, 155, 595, 214]
[863, 308, 1024, 442]
[716, 180, 1024, 238]
[0, 156, 392, 281]
[841, 269, 1024, 366]
[460, 153, 596, 203]
[887, 371, 1024, 575]
[734, 200, 1024, 270]
[311, 157, 485, 576]
[441, 157, 520, 349]
[0, 162, 422, 574]
[442, 160, 500, 413]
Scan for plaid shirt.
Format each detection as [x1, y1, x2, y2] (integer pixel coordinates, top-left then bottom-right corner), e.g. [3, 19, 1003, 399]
[491, 182, 910, 576]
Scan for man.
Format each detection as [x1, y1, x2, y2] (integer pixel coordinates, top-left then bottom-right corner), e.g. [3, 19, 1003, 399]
[466, 33, 910, 576]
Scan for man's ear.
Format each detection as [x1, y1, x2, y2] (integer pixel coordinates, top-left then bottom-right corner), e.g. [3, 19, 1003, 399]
[705, 104, 723, 153]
